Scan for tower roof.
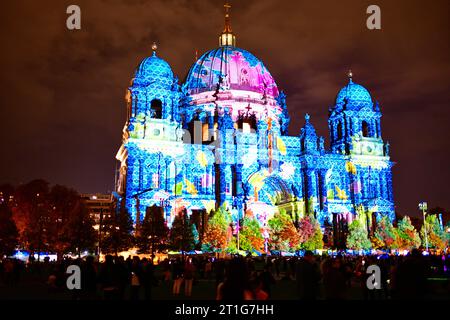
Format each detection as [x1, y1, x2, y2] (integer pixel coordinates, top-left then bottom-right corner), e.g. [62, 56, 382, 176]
[133, 43, 174, 88]
[219, 2, 236, 47]
[335, 71, 373, 107]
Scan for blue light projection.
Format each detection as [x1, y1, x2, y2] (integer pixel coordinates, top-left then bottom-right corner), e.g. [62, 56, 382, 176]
[115, 38, 395, 239]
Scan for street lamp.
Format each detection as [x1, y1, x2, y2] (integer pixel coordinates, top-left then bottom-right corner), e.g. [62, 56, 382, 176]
[418, 202, 428, 252]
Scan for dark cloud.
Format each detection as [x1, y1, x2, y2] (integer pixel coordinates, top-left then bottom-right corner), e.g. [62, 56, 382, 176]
[0, 0, 449, 216]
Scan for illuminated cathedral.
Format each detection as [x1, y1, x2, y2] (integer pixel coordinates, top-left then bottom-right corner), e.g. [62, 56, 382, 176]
[115, 4, 394, 247]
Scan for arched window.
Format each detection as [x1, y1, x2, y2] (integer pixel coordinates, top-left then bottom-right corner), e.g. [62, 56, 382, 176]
[238, 114, 257, 133]
[337, 122, 343, 140]
[362, 121, 369, 137]
[151, 99, 163, 118]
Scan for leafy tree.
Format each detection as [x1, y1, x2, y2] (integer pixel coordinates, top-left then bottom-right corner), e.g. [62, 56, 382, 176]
[137, 205, 169, 255]
[370, 236, 385, 250]
[396, 216, 421, 250]
[192, 223, 200, 248]
[202, 206, 230, 252]
[239, 217, 264, 253]
[298, 215, 324, 250]
[101, 202, 134, 255]
[0, 202, 19, 257]
[170, 208, 195, 253]
[64, 200, 96, 256]
[47, 185, 81, 258]
[13, 180, 51, 258]
[421, 214, 448, 250]
[374, 216, 398, 250]
[268, 211, 299, 252]
[346, 220, 372, 250]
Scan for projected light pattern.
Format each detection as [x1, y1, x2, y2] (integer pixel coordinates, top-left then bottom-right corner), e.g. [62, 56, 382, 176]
[115, 28, 394, 235]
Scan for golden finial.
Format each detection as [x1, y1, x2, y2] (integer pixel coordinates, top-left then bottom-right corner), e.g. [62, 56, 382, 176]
[224, 2, 232, 33]
[348, 69, 353, 81]
[219, 2, 236, 47]
[151, 42, 158, 52]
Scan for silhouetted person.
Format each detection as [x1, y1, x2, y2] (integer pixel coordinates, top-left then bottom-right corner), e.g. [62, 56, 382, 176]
[216, 257, 253, 300]
[172, 258, 184, 296]
[141, 258, 154, 300]
[98, 255, 119, 300]
[323, 257, 346, 300]
[296, 251, 321, 300]
[81, 256, 97, 300]
[394, 249, 428, 299]
[259, 265, 276, 298]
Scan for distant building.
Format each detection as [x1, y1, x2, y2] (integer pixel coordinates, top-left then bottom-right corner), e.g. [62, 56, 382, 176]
[80, 193, 114, 228]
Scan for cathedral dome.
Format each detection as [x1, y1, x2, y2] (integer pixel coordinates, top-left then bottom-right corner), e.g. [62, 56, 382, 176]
[336, 76, 372, 106]
[184, 46, 279, 97]
[133, 50, 174, 88]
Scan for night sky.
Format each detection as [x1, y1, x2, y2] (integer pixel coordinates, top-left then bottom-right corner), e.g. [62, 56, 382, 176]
[0, 0, 448, 217]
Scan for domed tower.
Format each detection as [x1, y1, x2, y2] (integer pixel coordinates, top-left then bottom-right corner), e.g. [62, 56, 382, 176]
[329, 71, 386, 157]
[328, 71, 395, 224]
[116, 44, 184, 224]
[181, 3, 290, 209]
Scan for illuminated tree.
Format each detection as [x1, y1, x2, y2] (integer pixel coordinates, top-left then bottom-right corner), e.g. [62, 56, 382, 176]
[0, 202, 19, 257]
[298, 215, 324, 251]
[101, 203, 134, 255]
[192, 222, 200, 248]
[138, 205, 169, 255]
[239, 217, 264, 253]
[346, 220, 372, 250]
[170, 208, 195, 253]
[370, 236, 385, 250]
[63, 200, 96, 256]
[202, 206, 230, 252]
[268, 211, 299, 252]
[421, 214, 448, 251]
[374, 215, 398, 250]
[396, 216, 421, 250]
[14, 179, 52, 259]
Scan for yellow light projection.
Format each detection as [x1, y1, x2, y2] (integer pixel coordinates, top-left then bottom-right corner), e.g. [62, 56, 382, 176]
[196, 150, 208, 167]
[276, 136, 287, 155]
[184, 179, 198, 195]
[335, 185, 348, 200]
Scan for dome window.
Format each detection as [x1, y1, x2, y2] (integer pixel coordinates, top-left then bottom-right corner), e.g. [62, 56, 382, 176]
[151, 99, 163, 118]
[362, 121, 369, 137]
[337, 122, 343, 140]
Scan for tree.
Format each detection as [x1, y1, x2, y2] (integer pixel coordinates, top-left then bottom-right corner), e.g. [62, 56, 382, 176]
[202, 206, 230, 253]
[170, 208, 195, 253]
[0, 202, 19, 257]
[239, 217, 264, 253]
[268, 211, 299, 252]
[346, 220, 372, 250]
[64, 200, 96, 256]
[421, 214, 448, 251]
[13, 179, 52, 259]
[298, 215, 324, 251]
[191, 223, 200, 248]
[138, 205, 169, 255]
[374, 216, 398, 250]
[47, 185, 81, 258]
[396, 216, 421, 250]
[101, 202, 134, 255]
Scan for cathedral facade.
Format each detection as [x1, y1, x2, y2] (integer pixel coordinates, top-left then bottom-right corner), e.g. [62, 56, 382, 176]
[115, 5, 395, 245]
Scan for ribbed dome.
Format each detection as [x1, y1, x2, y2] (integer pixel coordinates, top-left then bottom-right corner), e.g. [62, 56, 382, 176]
[184, 46, 279, 97]
[133, 52, 174, 88]
[336, 79, 372, 106]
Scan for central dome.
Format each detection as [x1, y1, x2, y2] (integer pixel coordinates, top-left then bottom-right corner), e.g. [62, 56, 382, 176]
[184, 46, 279, 97]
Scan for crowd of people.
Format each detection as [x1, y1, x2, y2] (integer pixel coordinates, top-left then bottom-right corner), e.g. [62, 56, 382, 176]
[1, 249, 449, 300]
